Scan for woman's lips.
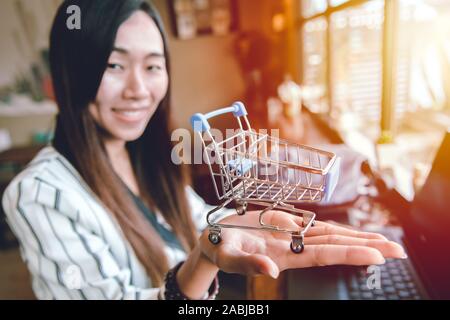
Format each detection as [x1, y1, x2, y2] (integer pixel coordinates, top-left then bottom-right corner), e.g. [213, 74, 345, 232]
[111, 107, 150, 123]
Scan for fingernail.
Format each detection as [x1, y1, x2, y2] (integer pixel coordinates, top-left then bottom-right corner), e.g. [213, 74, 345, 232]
[267, 266, 279, 279]
[270, 269, 279, 279]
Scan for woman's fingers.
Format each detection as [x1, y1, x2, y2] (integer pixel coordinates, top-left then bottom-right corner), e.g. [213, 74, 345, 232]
[272, 212, 388, 241]
[304, 220, 388, 241]
[282, 244, 386, 269]
[238, 211, 387, 242]
[304, 235, 406, 259]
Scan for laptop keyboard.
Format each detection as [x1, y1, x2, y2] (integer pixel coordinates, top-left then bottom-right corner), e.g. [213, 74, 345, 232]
[345, 258, 423, 300]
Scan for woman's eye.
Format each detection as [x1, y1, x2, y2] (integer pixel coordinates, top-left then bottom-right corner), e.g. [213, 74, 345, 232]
[147, 65, 162, 72]
[107, 63, 123, 70]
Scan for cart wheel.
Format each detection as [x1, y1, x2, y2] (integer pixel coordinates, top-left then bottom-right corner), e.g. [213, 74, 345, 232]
[208, 232, 222, 245]
[290, 241, 304, 254]
[236, 202, 248, 215]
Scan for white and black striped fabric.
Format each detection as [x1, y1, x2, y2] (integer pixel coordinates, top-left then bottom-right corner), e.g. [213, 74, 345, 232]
[1, 146, 233, 300]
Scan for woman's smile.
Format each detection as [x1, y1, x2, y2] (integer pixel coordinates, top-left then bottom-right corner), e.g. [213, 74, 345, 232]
[111, 107, 152, 123]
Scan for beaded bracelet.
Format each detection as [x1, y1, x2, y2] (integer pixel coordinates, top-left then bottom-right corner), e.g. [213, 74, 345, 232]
[163, 261, 219, 300]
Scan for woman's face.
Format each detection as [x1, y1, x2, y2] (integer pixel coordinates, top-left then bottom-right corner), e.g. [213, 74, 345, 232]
[89, 11, 169, 143]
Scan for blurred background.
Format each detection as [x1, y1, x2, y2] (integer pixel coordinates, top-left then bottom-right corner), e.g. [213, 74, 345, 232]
[0, 0, 449, 299]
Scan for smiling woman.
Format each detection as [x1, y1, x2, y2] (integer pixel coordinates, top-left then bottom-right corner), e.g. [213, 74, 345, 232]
[1, 0, 406, 300]
[3, 0, 201, 299]
[89, 12, 169, 143]
[47, 0, 201, 292]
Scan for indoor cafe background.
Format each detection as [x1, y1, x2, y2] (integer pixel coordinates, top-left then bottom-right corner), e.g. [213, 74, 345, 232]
[0, 0, 449, 299]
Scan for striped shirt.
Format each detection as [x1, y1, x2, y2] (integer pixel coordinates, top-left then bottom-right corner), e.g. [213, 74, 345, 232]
[1, 146, 233, 300]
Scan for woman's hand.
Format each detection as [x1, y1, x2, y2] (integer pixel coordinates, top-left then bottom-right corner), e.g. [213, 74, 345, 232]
[199, 210, 406, 279]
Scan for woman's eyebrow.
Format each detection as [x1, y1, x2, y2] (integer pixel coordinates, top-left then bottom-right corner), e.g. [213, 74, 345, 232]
[112, 46, 164, 58]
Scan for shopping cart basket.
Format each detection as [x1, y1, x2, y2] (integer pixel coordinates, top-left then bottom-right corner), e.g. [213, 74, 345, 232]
[191, 102, 340, 253]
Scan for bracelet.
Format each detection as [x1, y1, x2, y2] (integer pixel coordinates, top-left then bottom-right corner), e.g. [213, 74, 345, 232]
[163, 261, 219, 300]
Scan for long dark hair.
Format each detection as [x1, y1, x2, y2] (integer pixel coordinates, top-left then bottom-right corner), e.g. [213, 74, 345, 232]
[49, 0, 198, 286]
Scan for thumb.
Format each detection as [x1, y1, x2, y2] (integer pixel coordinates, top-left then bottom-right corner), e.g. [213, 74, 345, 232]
[251, 253, 280, 279]
[217, 245, 280, 279]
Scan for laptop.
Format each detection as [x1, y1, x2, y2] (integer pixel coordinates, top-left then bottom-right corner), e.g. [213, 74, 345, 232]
[287, 130, 450, 300]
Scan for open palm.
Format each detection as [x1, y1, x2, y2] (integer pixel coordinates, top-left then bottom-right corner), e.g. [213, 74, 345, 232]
[200, 210, 406, 278]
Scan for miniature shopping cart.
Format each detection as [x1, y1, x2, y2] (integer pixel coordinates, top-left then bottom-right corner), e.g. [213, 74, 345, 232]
[190, 102, 340, 253]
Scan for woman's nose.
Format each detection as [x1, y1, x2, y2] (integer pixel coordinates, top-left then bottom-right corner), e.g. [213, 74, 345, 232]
[123, 68, 149, 100]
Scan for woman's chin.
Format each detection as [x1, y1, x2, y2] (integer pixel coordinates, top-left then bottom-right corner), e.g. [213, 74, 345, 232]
[114, 129, 146, 142]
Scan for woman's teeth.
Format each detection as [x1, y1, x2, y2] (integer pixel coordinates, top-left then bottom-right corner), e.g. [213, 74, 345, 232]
[117, 110, 141, 116]
[112, 108, 148, 122]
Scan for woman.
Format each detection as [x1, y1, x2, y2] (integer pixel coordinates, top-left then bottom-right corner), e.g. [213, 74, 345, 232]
[1, 0, 406, 300]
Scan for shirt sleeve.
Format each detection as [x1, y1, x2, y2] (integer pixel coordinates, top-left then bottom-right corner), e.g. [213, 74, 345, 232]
[2, 176, 162, 300]
[186, 186, 236, 234]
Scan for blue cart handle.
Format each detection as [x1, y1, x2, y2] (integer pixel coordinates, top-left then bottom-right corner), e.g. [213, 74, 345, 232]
[191, 101, 247, 132]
